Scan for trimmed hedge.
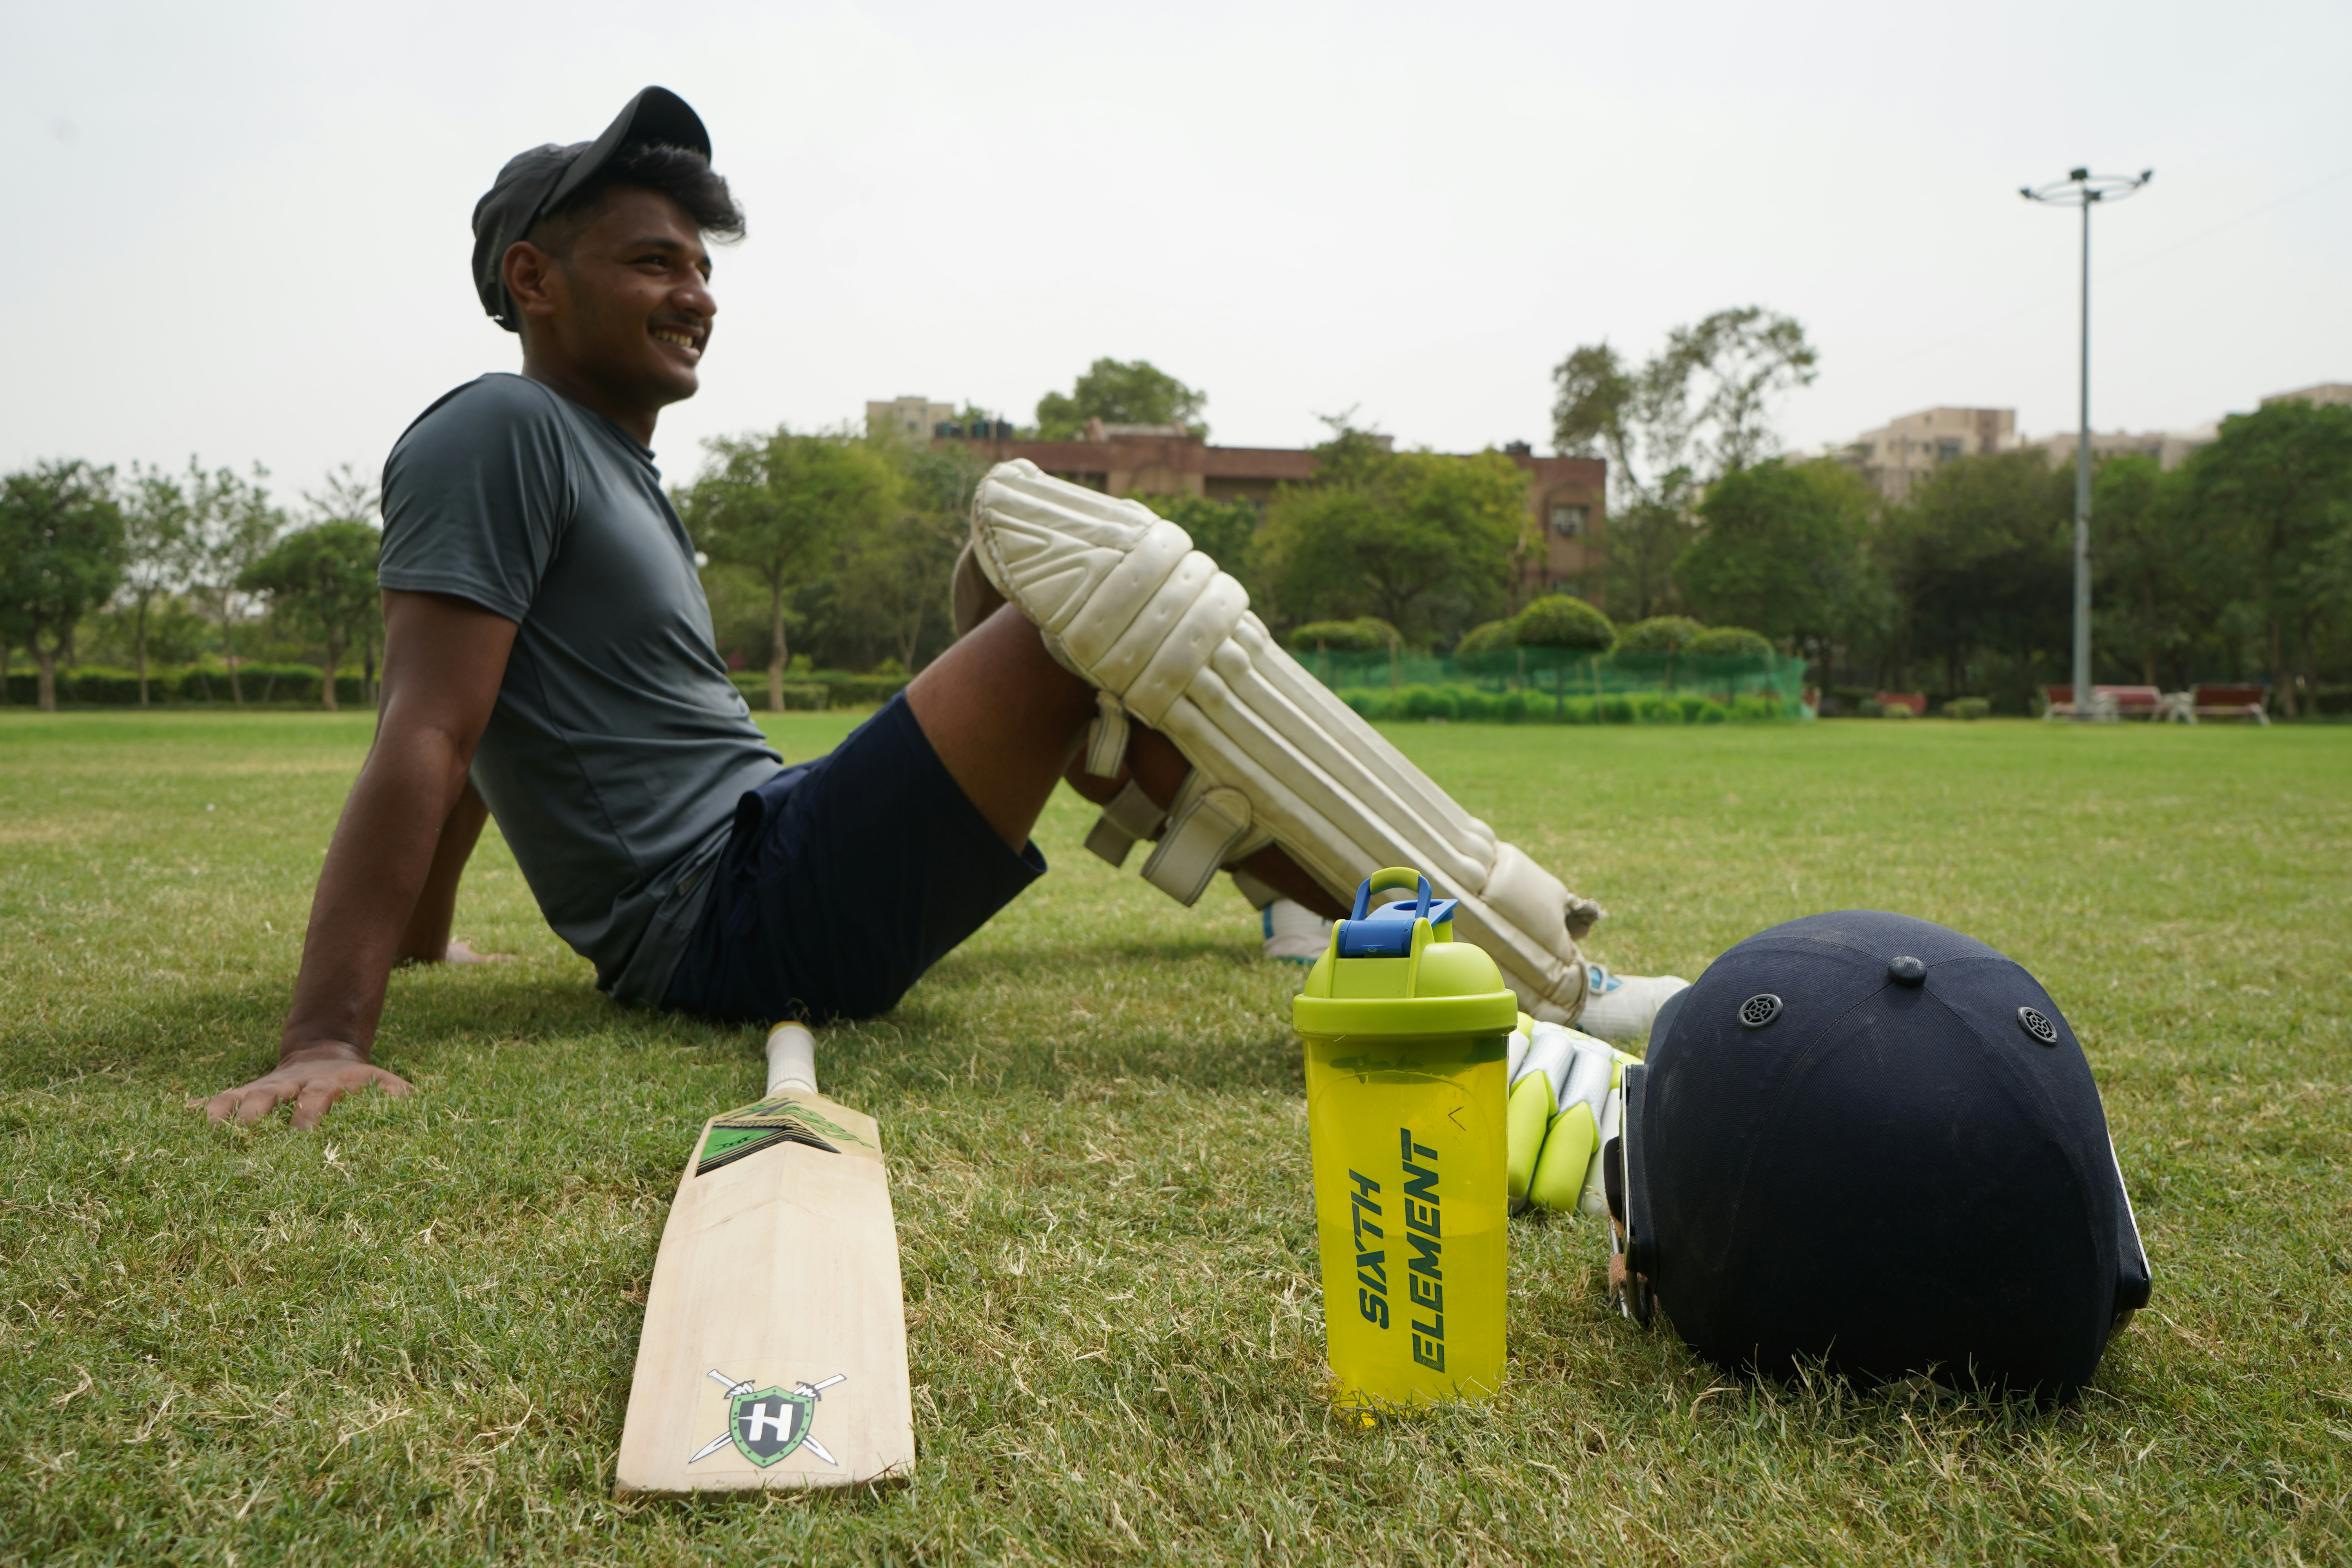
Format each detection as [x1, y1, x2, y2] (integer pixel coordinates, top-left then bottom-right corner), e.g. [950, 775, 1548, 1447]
[3, 665, 369, 707]
[726, 670, 911, 711]
[728, 676, 833, 711]
[1340, 683, 1791, 724]
[0, 663, 914, 711]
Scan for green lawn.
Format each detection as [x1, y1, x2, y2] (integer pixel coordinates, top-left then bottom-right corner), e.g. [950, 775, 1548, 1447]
[0, 711, 2345, 1565]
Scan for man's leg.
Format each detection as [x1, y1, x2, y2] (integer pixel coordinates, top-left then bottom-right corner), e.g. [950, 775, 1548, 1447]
[666, 601, 1341, 1024]
[948, 542, 1345, 918]
[962, 459, 1694, 1034]
[904, 602, 1097, 851]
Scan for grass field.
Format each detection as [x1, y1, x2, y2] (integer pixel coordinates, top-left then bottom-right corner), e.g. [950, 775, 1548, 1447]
[0, 711, 2346, 1566]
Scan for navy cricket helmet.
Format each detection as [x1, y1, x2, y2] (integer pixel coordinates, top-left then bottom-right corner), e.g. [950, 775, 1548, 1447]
[1606, 911, 2151, 1400]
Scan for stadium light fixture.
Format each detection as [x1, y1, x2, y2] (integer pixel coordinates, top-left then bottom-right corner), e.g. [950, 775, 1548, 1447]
[2022, 167, 2153, 720]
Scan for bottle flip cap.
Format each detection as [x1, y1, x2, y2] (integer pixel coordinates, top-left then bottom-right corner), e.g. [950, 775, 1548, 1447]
[1293, 868, 1519, 1040]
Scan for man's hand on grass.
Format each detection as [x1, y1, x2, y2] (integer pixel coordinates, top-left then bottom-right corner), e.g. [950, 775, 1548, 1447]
[197, 1042, 412, 1131]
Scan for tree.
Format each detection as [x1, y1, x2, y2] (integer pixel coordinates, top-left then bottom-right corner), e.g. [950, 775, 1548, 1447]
[1255, 423, 1526, 647]
[303, 465, 386, 702]
[1140, 494, 1263, 595]
[1875, 452, 2071, 699]
[1035, 359, 1209, 440]
[1606, 497, 1700, 622]
[237, 522, 381, 710]
[1613, 615, 1706, 652]
[2089, 455, 2207, 688]
[1553, 307, 1817, 497]
[183, 465, 285, 705]
[1552, 308, 1817, 619]
[834, 441, 980, 674]
[681, 429, 900, 711]
[116, 461, 200, 706]
[1514, 593, 1616, 717]
[2182, 401, 2352, 718]
[1678, 458, 1882, 659]
[1688, 626, 1774, 659]
[0, 460, 124, 711]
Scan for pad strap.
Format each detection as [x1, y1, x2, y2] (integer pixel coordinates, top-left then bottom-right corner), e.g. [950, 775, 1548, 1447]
[1082, 779, 1166, 868]
[1140, 772, 1254, 906]
[1083, 692, 1131, 779]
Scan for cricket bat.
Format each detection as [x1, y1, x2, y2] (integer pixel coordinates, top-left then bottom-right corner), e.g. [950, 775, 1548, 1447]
[613, 1023, 915, 1494]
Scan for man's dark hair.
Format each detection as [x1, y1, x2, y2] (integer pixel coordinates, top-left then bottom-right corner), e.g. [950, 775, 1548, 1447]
[528, 142, 746, 255]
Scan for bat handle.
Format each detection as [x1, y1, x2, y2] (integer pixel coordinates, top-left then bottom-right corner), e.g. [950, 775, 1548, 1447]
[765, 1022, 817, 1096]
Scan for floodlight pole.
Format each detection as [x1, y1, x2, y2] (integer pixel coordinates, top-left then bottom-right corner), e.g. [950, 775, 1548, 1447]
[2022, 167, 2151, 719]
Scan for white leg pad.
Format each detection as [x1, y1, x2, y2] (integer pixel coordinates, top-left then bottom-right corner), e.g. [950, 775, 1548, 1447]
[974, 460, 1595, 1021]
[1083, 778, 1167, 869]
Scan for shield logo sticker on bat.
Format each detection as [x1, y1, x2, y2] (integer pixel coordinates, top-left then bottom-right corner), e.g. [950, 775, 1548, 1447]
[729, 1385, 813, 1466]
[686, 1370, 846, 1469]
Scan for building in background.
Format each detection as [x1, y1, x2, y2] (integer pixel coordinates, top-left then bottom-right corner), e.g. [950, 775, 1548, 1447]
[1851, 408, 2017, 502]
[2023, 426, 2216, 471]
[900, 410, 1608, 608]
[864, 396, 955, 444]
[2262, 382, 2352, 408]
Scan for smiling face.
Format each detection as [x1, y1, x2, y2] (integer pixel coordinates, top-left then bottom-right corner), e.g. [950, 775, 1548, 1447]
[502, 185, 716, 439]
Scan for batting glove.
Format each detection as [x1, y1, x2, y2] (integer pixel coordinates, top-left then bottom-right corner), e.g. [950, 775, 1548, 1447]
[1505, 1016, 1637, 1217]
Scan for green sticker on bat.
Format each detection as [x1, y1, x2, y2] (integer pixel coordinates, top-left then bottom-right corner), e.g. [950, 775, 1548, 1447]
[695, 1094, 871, 1176]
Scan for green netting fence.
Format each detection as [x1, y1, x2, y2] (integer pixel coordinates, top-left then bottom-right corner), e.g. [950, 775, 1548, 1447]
[1297, 648, 1811, 724]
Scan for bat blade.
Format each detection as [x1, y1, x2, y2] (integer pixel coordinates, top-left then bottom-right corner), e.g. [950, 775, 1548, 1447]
[614, 1027, 914, 1494]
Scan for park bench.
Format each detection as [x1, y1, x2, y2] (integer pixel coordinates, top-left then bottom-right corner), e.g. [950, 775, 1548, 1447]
[2043, 684, 2164, 721]
[1875, 691, 1927, 715]
[2179, 683, 2270, 726]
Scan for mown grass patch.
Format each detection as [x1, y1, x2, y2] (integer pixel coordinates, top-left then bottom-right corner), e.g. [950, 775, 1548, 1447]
[0, 712, 2345, 1564]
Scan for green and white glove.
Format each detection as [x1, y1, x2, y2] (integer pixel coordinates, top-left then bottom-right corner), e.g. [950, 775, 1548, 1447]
[1505, 1014, 1637, 1217]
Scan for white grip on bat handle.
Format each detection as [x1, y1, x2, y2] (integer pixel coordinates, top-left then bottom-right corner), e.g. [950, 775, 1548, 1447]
[765, 1023, 817, 1095]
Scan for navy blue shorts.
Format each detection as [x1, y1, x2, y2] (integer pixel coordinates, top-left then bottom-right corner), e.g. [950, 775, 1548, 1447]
[661, 693, 1046, 1024]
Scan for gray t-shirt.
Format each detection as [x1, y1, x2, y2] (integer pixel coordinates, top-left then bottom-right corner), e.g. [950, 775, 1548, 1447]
[378, 374, 782, 1003]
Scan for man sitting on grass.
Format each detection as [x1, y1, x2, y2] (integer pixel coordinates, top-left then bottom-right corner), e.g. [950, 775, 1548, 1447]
[202, 88, 1680, 1132]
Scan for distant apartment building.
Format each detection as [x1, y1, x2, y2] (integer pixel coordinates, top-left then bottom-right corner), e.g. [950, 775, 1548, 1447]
[1836, 381, 2345, 496]
[890, 403, 1608, 608]
[1851, 408, 2017, 502]
[2025, 426, 2216, 472]
[864, 396, 955, 444]
[2262, 382, 2352, 408]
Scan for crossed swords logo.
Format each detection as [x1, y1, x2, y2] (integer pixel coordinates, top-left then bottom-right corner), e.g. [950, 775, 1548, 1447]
[688, 1369, 847, 1468]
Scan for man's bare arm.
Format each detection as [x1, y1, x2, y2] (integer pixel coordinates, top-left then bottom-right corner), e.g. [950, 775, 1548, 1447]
[394, 780, 504, 964]
[201, 590, 517, 1129]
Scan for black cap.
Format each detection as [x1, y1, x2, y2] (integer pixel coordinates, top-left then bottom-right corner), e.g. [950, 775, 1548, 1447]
[469, 87, 711, 332]
[1628, 911, 2150, 1399]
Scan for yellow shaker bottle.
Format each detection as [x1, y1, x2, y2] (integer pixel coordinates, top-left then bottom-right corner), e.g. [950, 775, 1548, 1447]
[1294, 867, 1518, 1408]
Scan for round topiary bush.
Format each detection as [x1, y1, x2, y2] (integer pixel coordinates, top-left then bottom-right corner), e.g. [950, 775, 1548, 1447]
[1613, 615, 1707, 654]
[1687, 626, 1775, 660]
[1512, 595, 1616, 652]
[1288, 617, 1401, 653]
[1452, 618, 1519, 676]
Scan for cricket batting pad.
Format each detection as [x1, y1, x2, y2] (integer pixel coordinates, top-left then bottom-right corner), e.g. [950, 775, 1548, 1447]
[970, 458, 1596, 1022]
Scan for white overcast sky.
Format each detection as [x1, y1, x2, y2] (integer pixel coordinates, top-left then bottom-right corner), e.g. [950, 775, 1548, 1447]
[6, 0, 2348, 499]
